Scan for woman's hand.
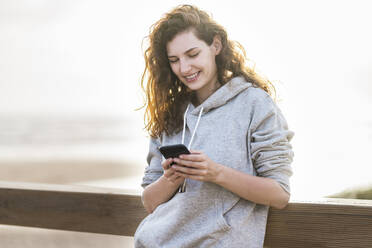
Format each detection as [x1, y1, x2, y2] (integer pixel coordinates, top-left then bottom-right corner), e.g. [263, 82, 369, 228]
[161, 158, 185, 186]
[172, 150, 223, 183]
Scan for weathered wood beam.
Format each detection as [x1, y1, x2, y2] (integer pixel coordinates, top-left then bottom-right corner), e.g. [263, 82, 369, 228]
[0, 181, 147, 236]
[264, 198, 372, 247]
[1, 181, 372, 247]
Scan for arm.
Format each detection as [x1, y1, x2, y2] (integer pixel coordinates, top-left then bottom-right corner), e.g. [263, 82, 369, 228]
[215, 165, 290, 209]
[173, 154, 289, 209]
[141, 137, 185, 214]
[142, 158, 185, 213]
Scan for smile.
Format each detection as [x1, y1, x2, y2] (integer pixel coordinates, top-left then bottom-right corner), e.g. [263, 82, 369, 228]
[185, 72, 200, 82]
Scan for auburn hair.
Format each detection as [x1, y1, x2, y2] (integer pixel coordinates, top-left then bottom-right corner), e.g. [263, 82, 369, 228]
[141, 4, 276, 138]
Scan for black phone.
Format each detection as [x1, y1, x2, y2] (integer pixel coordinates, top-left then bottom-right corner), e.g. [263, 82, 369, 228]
[158, 144, 190, 163]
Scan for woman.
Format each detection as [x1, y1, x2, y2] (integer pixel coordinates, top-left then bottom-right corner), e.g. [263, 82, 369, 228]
[134, 4, 294, 248]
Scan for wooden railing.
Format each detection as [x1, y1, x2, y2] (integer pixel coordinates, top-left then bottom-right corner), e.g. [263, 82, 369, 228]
[1, 181, 372, 247]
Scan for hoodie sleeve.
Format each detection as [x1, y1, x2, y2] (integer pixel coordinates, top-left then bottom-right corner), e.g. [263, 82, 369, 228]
[141, 137, 164, 188]
[249, 92, 294, 194]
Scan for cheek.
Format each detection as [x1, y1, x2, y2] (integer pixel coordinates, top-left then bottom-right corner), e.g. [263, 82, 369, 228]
[201, 54, 216, 71]
[170, 64, 178, 75]
[207, 56, 218, 73]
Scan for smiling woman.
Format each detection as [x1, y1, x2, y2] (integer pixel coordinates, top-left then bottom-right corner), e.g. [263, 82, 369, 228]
[166, 31, 221, 103]
[141, 5, 276, 139]
[135, 4, 294, 248]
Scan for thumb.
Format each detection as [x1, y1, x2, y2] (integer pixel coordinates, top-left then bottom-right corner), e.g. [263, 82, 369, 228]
[190, 150, 202, 154]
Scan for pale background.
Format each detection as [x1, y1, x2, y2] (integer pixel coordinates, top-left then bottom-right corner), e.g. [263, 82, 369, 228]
[1, 0, 371, 247]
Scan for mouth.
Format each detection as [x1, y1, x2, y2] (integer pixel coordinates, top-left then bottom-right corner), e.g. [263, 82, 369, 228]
[184, 71, 200, 83]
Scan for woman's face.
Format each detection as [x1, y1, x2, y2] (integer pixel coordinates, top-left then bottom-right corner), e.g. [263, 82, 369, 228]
[166, 29, 221, 103]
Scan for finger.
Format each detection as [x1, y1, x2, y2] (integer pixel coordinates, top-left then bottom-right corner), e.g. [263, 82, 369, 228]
[190, 149, 202, 154]
[173, 164, 201, 175]
[162, 158, 173, 170]
[173, 158, 202, 168]
[164, 169, 178, 179]
[178, 154, 204, 162]
[175, 172, 204, 181]
[164, 166, 177, 177]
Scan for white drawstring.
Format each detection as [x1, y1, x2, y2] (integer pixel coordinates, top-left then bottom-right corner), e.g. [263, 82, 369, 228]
[181, 104, 190, 145]
[179, 104, 203, 193]
[187, 106, 203, 149]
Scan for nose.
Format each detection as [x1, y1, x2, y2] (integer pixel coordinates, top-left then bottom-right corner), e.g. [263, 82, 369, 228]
[179, 59, 191, 75]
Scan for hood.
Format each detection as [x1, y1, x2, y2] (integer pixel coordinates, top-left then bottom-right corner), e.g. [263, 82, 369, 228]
[189, 76, 252, 115]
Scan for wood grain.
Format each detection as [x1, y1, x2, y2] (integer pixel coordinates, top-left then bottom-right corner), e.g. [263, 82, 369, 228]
[0, 181, 147, 236]
[1, 181, 372, 247]
[264, 199, 372, 247]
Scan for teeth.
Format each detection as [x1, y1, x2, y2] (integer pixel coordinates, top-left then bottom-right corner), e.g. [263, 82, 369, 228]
[185, 72, 198, 79]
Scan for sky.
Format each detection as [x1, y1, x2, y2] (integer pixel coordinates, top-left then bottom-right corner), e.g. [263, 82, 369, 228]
[0, 0, 371, 199]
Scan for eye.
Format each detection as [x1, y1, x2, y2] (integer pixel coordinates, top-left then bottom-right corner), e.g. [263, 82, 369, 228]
[169, 58, 178, 64]
[189, 52, 199, 58]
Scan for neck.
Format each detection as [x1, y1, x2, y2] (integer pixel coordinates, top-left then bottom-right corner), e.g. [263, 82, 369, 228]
[195, 80, 221, 106]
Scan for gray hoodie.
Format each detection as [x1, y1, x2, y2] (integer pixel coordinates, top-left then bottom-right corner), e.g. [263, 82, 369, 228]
[134, 76, 294, 248]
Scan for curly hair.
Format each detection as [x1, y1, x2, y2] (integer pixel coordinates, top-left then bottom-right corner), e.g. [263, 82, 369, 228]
[141, 4, 276, 138]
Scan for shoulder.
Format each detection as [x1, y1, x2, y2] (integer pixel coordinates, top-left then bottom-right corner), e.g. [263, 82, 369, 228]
[236, 85, 288, 130]
[238, 85, 276, 110]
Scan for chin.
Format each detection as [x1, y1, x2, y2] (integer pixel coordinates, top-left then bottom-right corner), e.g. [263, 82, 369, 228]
[184, 80, 204, 91]
[186, 85, 202, 92]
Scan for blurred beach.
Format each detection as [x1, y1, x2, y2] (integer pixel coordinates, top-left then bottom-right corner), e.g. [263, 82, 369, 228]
[0, 115, 146, 248]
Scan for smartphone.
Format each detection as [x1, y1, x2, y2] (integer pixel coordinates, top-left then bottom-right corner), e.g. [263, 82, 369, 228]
[158, 144, 190, 163]
[159, 144, 190, 192]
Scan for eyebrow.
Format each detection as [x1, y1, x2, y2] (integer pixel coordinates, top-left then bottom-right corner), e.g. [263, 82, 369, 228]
[168, 47, 199, 58]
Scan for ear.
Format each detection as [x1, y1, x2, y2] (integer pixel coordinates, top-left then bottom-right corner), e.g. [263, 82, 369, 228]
[212, 35, 222, 55]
